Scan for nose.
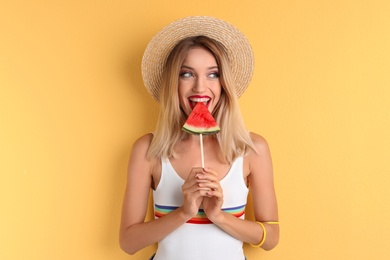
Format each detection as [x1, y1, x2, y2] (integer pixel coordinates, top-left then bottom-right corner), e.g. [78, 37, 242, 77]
[192, 76, 207, 93]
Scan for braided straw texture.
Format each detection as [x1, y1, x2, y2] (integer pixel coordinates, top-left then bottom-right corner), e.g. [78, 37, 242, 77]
[141, 16, 254, 102]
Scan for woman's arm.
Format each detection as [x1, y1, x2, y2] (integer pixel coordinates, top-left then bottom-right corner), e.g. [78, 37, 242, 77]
[119, 134, 210, 254]
[204, 133, 279, 250]
[119, 134, 186, 254]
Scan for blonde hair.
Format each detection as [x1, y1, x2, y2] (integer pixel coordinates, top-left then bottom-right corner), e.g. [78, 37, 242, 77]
[147, 36, 255, 163]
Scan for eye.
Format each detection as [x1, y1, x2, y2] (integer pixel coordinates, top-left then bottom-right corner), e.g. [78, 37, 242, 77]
[180, 71, 193, 78]
[208, 72, 220, 78]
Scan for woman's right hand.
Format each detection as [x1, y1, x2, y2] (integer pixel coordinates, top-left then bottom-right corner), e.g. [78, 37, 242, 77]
[181, 167, 210, 219]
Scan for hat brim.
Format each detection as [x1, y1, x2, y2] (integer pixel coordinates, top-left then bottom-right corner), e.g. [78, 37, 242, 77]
[141, 16, 254, 102]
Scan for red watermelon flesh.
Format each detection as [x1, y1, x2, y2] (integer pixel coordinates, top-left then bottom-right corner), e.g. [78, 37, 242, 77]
[182, 102, 220, 135]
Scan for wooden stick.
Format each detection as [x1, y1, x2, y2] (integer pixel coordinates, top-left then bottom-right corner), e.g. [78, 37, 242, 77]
[200, 134, 204, 168]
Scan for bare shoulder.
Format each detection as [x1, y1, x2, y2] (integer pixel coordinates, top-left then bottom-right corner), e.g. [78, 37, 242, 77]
[128, 133, 160, 187]
[248, 132, 271, 156]
[128, 133, 156, 174]
[244, 132, 273, 178]
[131, 133, 154, 154]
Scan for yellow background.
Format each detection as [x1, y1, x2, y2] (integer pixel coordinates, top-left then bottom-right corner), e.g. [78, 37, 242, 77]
[1, 0, 389, 259]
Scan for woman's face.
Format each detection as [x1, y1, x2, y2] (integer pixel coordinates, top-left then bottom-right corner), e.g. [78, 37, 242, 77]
[178, 47, 222, 116]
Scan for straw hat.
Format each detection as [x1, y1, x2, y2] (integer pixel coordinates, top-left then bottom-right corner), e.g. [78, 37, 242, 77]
[141, 16, 254, 102]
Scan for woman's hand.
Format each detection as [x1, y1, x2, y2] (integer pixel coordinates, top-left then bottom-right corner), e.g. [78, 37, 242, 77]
[181, 167, 210, 220]
[199, 167, 224, 223]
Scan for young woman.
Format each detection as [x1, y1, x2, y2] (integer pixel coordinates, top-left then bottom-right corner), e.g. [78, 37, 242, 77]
[120, 16, 279, 260]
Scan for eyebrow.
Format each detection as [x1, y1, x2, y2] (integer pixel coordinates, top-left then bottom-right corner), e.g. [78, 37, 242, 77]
[181, 65, 219, 70]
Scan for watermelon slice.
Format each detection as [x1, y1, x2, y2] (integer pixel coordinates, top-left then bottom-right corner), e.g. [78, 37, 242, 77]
[182, 102, 220, 135]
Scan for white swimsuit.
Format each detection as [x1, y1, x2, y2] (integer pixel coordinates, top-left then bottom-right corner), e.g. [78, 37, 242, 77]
[152, 157, 249, 260]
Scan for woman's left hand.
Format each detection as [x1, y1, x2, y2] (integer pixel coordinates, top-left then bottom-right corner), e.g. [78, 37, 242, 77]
[199, 167, 224, 222]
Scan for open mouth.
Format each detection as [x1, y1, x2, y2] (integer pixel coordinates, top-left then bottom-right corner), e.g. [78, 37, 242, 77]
[188, 96, 211, 109]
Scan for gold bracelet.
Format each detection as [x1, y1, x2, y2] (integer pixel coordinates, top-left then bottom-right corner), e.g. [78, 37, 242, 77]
[264, 221, 279, 225]
[250, 221, 266, 248]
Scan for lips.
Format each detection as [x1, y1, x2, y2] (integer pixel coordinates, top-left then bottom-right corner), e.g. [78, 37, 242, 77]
[188, 96, 211, 109]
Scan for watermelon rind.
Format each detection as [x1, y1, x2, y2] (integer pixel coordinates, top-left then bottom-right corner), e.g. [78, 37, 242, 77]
[182, 123, 220, 135]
